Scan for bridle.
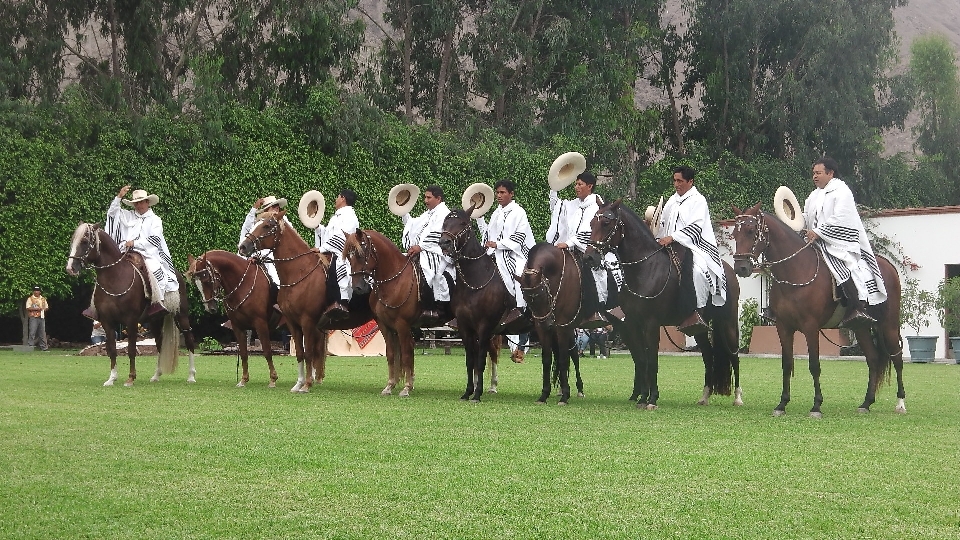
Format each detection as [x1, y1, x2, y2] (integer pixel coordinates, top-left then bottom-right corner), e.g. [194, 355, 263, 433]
[68, 223, 142, 296]
[591, 206, 672, 299]
[192, 256, 260, 311]
[348, 232, 416, 310]
[733, 211, 820, 286]
[440, 212, 498, 290]
[519, 251, 582, 327]
[247, 217, 324, 287]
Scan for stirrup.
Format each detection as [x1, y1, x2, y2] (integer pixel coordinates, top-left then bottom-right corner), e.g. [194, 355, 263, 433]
[145, 303, 167, 317]
[323, 302, 349, 320]
[579, 312, 607, 329]
[678, 311, 708, 336]
[81, 307, 97, 320]
[445, 318, 459, 330]
[498, 307, 524, 327]
[839, 308, 875, 328]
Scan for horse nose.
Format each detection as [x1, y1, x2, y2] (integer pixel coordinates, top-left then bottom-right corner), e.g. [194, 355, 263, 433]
[734, 261, 752, 278]
[438, 238, 451, 252]
[354, 282, 371, 296]
[583, 252, 601, 269]
[238, 242, 251, 257]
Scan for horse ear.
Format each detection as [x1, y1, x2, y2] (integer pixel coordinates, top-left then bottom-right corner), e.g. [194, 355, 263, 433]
[732, 205, 742, 215]
[750, 202, 762, 213]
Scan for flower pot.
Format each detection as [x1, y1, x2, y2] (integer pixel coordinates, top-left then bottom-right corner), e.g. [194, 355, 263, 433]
[950, 336, 960, 364]
[906, 335, 938, 363]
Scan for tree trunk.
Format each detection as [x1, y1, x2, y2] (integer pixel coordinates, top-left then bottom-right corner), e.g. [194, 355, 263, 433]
[434, 28, 454, 129]
[402, 0, 413, 122]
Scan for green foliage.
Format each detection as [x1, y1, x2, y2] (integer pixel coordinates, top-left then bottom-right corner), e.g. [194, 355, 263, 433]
[198, 336, 223, 352]
[739, 297, 761, 352]
[935, 277, 960, 335]
[901, 277, 937, 335]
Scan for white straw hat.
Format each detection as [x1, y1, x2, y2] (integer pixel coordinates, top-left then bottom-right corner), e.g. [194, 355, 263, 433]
[298, 190, 325, 229]
[258, 195, 288, 213]
[774, 186, 804, 232]
[388, 183, 420, 216]
[122, 189, 159, 207]
[548, 152, 587, 191]
[461, 183, 495, 219]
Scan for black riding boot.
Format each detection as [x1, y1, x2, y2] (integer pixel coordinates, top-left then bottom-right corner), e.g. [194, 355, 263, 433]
[839, 279, 875, 327]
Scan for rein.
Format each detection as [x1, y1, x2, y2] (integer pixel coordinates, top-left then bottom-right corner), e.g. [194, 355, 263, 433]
[733, 212, 820, 287]
[70, 224, 144, 297]
[195, 256, 260, 311]
[441, 217, 499, 291]
[350, 232, 417, 310]
[251, 218, 325, 288]
[592, 208, 673, 300]
[519, 251, 583, 327]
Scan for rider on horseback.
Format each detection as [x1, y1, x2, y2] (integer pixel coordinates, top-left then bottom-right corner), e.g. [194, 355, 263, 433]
[656, 166, 727, 336]
[316, 189, 360, 319]
[475, 180, 535, 327]
[84, 185, 177, 319]
[547, 171, 620, 328]
[803, 157, 885, 327]
[400, 185, 454, 322]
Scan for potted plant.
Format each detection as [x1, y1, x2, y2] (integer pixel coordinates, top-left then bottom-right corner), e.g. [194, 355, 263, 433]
[901, 277, 938, 362]
[936, 276, 960, 364]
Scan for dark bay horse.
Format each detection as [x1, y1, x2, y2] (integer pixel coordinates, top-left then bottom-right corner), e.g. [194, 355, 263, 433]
[344, 229, 506, 397]
[585, 201, 742, 410]
[731, 203, 906, 416]
[517, 243, 586, 405]
[438, 207, 521, 402]
[186, 250, 280, 388]
[239, 209, 372, 393]
[66, 222, 197, 386]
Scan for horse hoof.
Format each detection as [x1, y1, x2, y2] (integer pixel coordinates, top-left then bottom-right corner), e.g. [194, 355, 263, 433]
[856, 407, 869, 414]
[268, 382, 276, 389]
[149, 376, 160, 383]
[487, 388, 498, 394]
[696, 399, 708, 406]
[809, 411, 822, 419]
[399, 389, 410, 398]
[535, 400, 546, 405]
[381, 390, 392, 396]
[236, 381, 246, 388]
[577, 392, 585, 398]
[470, 398, 481, 404]
[558, 401, 568, 406]
[895, 405, 907, 414]
[124, 381, 134, 387]
[298, 387, 310, 394]
[772, 409, 786, 417]
[290, 383, 303, 393]
[645, 404, 658, 411]
[187, 376, 196, 383]
[635, 401, 647, 410]
[103, 380, 115, 387]
[734, 398, 744, 406]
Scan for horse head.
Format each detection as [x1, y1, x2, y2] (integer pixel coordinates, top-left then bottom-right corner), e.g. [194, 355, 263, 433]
[66, 221, 103, 276]
[517, 244, 563, 328]
[585, 199, 624, 268]
[186, 254, 220, 313]
[731, 203, 766, 278]
[344, 231, 374, 296]
[239, 209, 284, 257]
[439, 207, 475, 257]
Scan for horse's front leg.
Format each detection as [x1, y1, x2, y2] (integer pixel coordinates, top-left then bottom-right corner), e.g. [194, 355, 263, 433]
[299, 325, 318, 393]
[570, 333, 585, 398]
[639, 326, 660, 410]
[774, 323, 796, 416]
[382, 328, 400, 396]
[288, 326, 306, 393]
[805, 330, 824, 418]
[104, 333, 119, 386]
[398, 329, 415, 398]
[695, 333, 714, 405]
[486, 350, 499, 394]
[469, 334, 487, 403]
[556, 337, 572, 406]
[235, 326, 250, 387]
[125, 333, 138, 387]
[255, 320, 278, 388]
[536, 328, 553, 404]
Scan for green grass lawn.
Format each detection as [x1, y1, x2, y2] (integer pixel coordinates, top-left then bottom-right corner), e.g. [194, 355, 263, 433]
[1, 348, 958, 539]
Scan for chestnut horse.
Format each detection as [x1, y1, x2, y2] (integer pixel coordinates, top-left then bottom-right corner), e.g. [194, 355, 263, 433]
[517, 243, 586, 405]
[438, 207, 524, 402]
[731, 203, 906, 416]
[66, 222, 197, 386]
[585, 201, 742, 410]
[344, 229, 505, 397]
[238, 209, 372, 393]
[186, 250, 280, 388]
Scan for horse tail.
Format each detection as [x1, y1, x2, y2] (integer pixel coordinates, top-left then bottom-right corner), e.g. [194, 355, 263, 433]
[158, 312, 179, 375]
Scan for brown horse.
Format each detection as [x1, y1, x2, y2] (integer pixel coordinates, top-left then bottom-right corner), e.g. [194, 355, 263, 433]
[345, 229, 508, 398]
[517, 243, 586, 404]
[439, 207, 524, 402]
[731, 203, 906, 416]
[585, 200, 742, 410]
[238, 209, 372, 393]
[186, 250, 280, 388]
[66, 222, 197, 386]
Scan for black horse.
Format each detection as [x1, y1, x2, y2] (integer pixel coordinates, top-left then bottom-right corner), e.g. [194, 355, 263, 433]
[517, 243, 587, 405]
[585, 200, 742, 409]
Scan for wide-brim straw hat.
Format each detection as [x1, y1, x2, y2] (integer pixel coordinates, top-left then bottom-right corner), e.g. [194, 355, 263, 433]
[462, 183, 495, 219]
[122, 189, 159, 207]
[644, 196, 664, 234]
[388, 183, 420, 216]
[258, 195, 288, 213]
[774, 185, 804, 232]
[298, 190, 325, 229]
[548, 152, 587, 191]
